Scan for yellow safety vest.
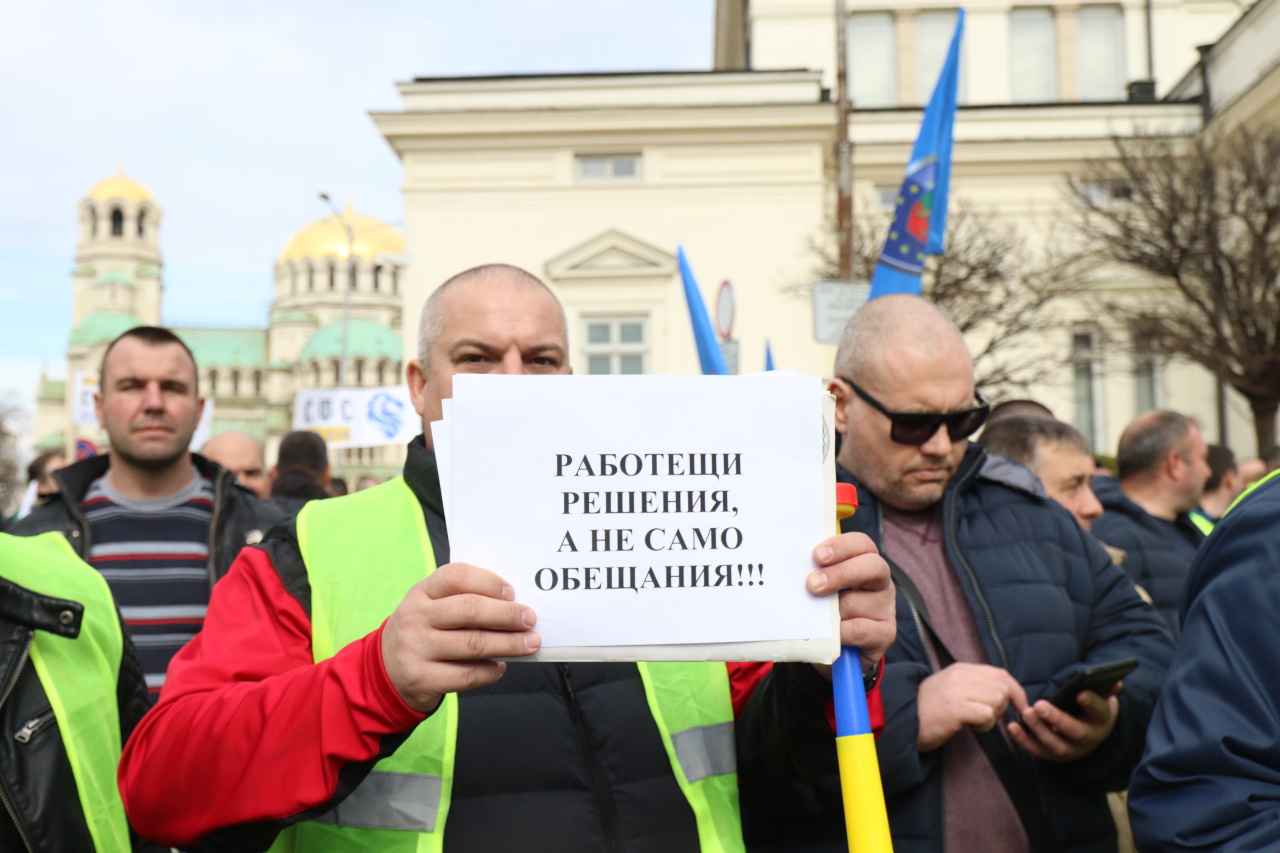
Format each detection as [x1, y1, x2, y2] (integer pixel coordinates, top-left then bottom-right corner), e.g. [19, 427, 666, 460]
[1224, 469, 1280, 517]
[1188, 511, 1215, 536]
[0, 532, 131, 852]
[270, 478, 744, 853]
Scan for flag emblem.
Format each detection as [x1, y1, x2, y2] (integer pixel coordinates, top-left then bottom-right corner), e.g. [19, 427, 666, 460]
[877, 156, 937, 276]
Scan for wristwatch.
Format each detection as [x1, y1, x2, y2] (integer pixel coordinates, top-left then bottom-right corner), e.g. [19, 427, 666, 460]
[863, 659, 882, 693]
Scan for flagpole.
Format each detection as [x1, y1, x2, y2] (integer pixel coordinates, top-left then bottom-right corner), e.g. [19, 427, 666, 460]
[835, 0, 855, 282]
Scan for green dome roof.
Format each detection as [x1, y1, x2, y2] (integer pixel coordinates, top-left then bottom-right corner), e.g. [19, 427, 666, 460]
[69, 311, 145, 346]
[97, 271, 134, 287]
[36, 432, 66, 450]
[299, 318, 401, 364]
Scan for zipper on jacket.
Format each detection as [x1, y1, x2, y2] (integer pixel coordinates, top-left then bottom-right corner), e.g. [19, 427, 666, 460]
[13, 710, 55, 744]
[0, 631, 36, 853]
[557, 664, 623, 853]
[944, 457, 1010, 670]
[207, 470, 228, 592]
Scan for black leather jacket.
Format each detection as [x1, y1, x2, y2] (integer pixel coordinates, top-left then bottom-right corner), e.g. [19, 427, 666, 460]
[0, 572, 160, 851]
[11, 452, 284, 585]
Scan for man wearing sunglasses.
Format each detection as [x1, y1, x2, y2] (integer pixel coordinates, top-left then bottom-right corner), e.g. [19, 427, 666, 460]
[815, 295, 1174, 853]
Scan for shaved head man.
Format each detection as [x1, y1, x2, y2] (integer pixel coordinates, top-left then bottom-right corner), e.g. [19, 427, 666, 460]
[120, 264, 896, 853]
[201, 431, 269, 499]
[818, 295, 1173, 853]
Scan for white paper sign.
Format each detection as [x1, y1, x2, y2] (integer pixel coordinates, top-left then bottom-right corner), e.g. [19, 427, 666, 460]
[72, 371, 100, 426]
[292, 386, 417, 448]
[444, 374, 834, 657]
[189, 399, 215, 451]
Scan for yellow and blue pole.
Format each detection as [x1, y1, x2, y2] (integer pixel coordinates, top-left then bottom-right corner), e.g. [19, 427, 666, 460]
[833, 481, 893, 851]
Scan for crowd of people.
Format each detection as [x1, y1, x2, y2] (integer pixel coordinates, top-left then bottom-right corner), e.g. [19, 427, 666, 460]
[0, 264, 1277, 852]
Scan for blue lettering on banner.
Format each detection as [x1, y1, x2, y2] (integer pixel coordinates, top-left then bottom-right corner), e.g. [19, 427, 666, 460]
[367, 392, 405, 439]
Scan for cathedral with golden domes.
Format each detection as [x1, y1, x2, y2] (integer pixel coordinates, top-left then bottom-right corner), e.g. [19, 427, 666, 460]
[35, 171, 409, 480]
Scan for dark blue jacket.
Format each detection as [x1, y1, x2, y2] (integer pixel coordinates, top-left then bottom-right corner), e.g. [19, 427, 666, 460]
[846, 447, 1174, 853]
[1091, 476, 1204, 638]
[1128, 471, 1280, 852]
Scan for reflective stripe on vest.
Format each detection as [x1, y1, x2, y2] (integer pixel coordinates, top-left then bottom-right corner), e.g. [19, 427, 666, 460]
[1225, 468, 1280, 517]
[1188, 511, 1215, 536]
[1, 532, 131, 853]
[278, 477, 744, 853]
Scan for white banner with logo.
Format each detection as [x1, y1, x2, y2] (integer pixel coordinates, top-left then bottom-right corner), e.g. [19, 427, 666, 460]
[292, 386, 417, 448]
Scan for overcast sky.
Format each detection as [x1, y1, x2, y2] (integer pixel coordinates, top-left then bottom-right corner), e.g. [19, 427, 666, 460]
[0, 1, 713, 441]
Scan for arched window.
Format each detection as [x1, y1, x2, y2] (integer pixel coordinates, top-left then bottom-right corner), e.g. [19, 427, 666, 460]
[289, 264, 297, 295]
[110, 208, 124, 237]
[391, 267, 399, 295]
[231, 370, 241, 397]
[89, 207, 98, 237]
[253, 371, 263, 396]
[328, 262, 336, 291]
[307, 262, 315, 293]
[376, 360, 387, 386]
[354, 359, 365, 387]
[330, 359, 341, 386]
[309, 361, 320, 387]
[208, 369, 219, 396]
[349, 261, 358, 293]
[137, 209, 147, 239]
[372, 265, 382, 293]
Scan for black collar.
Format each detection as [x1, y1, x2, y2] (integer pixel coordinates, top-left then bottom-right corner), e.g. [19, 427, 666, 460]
[403, 435, 446, 521]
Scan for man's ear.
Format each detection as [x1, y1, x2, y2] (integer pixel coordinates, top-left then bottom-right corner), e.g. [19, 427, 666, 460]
[406, 360, 428, 417]
[829, 379, 850, 435]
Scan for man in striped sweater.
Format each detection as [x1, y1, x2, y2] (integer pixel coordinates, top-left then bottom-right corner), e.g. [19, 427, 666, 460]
[13, 326, 281, 701]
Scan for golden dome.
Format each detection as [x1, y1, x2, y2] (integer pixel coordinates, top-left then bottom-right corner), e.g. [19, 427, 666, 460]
[277, 203, 403, 265]
[87, 170, 154, 205]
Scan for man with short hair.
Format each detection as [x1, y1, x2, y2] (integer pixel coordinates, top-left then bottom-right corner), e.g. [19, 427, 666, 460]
[1188, 444, 1242, 534]
[269, 429, 332, 515]
[1263, 444, 1280, 473]
[1092, 411, 1211, 635]
[983, 398, 1054, 426]
[980, 414, 1103, 530]
[12, 327, 281, 701]
[119, 264, 897, 852]
[783, 294, 1172, 853]
[201, 431, 270, 499]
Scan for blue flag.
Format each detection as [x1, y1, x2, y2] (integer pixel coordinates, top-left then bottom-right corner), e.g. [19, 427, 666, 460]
[765, 340, 776, 372]
[868, 8, 965, 300]
[677, 246, 728, 375]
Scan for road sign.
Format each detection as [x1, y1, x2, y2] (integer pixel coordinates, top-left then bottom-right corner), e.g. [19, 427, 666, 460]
[716, 280, 735, 342]
[812, 281, 871, 344]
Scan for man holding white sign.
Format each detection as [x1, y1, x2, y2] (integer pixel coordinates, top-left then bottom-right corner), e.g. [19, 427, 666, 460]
[120, 264, 895, 852]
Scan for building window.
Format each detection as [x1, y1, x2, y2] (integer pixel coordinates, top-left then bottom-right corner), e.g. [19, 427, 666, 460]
[111, 208, 124, 237]
[230, 370, 241, 397]
[137, 209, 147, 239]
[330, 359, 341, 386]
[376, 360, 387, 386]
[310, 361, 320, 387]
[915, 10, 966, 106]
[1076, 5, 1126, 101]
[373, 265, 382, 293]
[254, 371, 264, 396]
[349, 261, 358, 292]
[289, 264, 297, 295]
[89, 207, 98, 237]
[328, 262, 336, 291]
[1009, 8, 1058, 103]
[208, 369, 218, 397]
[584, 317, 647, 375]
[1071, 327, 1100, 451]
[354, 360, 365, 387]
[391, 267, 399, 295]
[848, 12, 898, 108]
[875, 185, 901, 212]
[307, 262, 315, 292]
[1080, 179, 1133, 207]
[576, 154, 642, 182]
[1133, 334, 1159, 413]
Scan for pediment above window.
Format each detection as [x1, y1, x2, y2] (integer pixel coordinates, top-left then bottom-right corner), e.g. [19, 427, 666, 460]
[545, 229, 676, 283]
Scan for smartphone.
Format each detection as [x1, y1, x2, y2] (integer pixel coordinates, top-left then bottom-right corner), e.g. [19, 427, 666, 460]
[1049, 658, 1138, 716]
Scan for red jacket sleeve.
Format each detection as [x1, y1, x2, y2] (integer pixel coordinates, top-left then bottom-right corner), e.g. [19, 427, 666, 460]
[118, 546, 425, 848]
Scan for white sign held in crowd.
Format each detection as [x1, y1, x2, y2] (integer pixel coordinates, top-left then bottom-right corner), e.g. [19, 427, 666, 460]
[71, 371, 100, 426]
[292, 386, 417, 449]
[434, 373, 839, 663]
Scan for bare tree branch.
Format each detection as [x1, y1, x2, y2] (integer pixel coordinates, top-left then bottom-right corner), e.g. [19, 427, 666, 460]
[1069, 128, 1280, 451]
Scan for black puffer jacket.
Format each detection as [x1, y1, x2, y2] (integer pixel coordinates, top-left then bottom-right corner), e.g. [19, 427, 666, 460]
[1091, 476, 1205, 637]
[11, 453, 283, 584]
[0, 570, 161, 851]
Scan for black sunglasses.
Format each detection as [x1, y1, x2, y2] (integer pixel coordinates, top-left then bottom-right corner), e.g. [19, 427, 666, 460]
[839, 377, 990, 446]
